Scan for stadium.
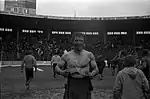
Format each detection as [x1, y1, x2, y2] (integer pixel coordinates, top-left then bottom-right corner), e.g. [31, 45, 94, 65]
[0, 0, 150, 99]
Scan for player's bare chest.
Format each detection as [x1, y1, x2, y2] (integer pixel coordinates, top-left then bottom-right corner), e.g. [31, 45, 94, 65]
[67, 53, 90, 67]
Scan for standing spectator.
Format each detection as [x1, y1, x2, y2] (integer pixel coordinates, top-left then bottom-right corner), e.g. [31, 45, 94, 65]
[116, 50, 128, 73]
[96, 55, 105, 80]
[141, 49, 150, 80]
[113, 55, 149, 99]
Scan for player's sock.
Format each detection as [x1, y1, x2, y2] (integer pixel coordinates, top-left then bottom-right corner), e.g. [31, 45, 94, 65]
[25, 83, 29, 90]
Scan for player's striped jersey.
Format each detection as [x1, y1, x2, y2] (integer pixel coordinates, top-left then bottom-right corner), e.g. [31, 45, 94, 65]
[51, 55, 61, 64]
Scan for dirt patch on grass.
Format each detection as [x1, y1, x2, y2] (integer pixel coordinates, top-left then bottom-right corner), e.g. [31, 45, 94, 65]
[1, 88, 113, 99]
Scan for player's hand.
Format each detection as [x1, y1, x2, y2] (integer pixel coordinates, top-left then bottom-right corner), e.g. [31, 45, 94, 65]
[35, 69, 37, 72]
[60, 70, 69, 77]
[35, 68, 37, 72]
[89, 72, 94, 79]
[79, 67, 89, 76]
[67, 68, 78, 74]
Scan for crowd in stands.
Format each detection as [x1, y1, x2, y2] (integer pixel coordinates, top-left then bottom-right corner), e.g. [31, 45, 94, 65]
[1, 36, 71, 61]
[1, 35, 150, 61]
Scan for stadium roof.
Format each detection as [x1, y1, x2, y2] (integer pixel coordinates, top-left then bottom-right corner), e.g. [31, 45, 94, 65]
[1, 11, 150, 20]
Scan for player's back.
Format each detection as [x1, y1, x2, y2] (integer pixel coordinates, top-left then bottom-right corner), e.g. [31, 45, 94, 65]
[52, 55, 61, 64]
[23, 55, 36, 68]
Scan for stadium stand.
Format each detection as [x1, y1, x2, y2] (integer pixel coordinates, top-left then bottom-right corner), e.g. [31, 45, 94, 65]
[0, 11, 150, 62]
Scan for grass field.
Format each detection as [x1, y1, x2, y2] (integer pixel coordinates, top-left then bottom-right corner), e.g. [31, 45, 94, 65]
[0, 65, 116, 99]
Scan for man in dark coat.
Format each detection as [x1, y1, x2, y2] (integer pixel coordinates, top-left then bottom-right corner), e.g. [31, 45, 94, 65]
[96, 55, 105, 80]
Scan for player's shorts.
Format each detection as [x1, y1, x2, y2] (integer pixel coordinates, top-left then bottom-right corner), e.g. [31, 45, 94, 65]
[53, 63, 57, 68]
[25, 68, 34, 80]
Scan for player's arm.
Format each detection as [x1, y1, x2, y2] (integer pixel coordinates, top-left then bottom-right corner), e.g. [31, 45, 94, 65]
[51, 56, 54, 66]
[21, 57, 25, 73]
[33, 56, 37, 72]
[58, 56, 61, 62]
[89, 52, 99, 78]
[55, 54, 68, 76]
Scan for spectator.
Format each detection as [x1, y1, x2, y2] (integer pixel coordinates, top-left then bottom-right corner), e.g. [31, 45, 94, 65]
[141, 49, 150, 82]
[113, 55, 149, 99]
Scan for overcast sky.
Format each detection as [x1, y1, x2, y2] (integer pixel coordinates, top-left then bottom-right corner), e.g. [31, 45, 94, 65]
[0, 0, 150, 17]
[36, 0, 150, 17]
